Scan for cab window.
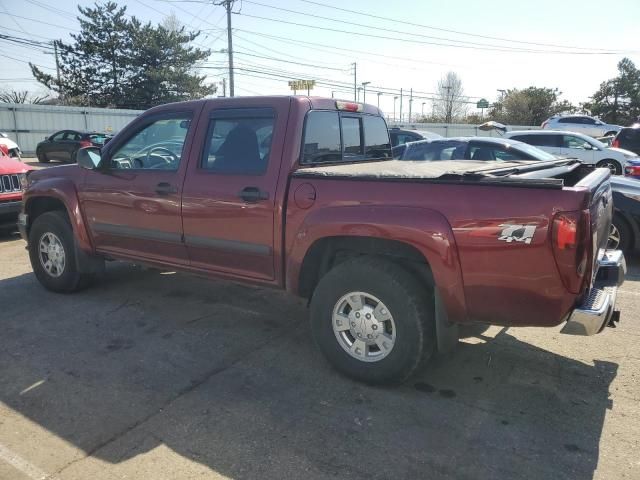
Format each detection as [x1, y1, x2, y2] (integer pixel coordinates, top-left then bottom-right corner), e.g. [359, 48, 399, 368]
[201, 109, 275, 175]
[110, 117, 190, 170]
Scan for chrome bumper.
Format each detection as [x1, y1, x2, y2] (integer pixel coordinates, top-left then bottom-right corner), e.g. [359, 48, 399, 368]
[561, 250, 626, 336]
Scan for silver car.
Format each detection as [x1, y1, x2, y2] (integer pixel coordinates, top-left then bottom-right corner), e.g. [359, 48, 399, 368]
[542, 115, 621, 138]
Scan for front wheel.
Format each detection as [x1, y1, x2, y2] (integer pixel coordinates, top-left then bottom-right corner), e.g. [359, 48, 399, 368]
[28, 211, 94, 292]
[310, 257, 434, 385]
[597, 159, 622, 175]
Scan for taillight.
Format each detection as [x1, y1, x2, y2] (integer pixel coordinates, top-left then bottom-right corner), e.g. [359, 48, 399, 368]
[611, 138, 620, 148]
[552, 210, 589, 293]
[79, 139, 92, 148]
[625, 165, 640, 177]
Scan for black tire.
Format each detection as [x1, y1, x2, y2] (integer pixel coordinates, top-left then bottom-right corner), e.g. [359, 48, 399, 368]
[596, 159, 622, 175]
[28, 211, 93, 293]
[37, 150, 50, 163]
[609, 215, 632, 252]
[310, 256, 434, 385]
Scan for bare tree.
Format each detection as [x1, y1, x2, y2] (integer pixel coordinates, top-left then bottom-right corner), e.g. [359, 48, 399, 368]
[433, 72, 467, 123]
[162, 12, 182, 32]
[0, 89, 49, 104]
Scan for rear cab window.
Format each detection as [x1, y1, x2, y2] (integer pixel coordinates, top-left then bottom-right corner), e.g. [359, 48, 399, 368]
[301, 110, 391, 164]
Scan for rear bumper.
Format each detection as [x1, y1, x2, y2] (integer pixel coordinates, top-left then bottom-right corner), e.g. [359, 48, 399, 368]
[561, 250, 626, 336]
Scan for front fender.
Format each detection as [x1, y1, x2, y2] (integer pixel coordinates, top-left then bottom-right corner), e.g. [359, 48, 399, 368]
[23, 178, 93, 253]
[286, 205, 467, 323]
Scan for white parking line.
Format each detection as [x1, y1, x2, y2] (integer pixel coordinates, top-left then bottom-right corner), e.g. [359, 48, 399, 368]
[0, 443, 56, 480]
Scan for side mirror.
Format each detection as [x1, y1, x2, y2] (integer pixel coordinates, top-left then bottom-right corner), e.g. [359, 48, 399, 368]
[583, 143, 593, 150]
[77, 147, 102, 170]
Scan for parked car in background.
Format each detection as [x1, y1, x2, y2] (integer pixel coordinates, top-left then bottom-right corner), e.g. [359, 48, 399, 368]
[399, 137, 559, 162]
[0, 132, 22, 159]
[624, 158, 640, 178]
[612, 126, 640, 156]
[0, 148, 31, 232]
[609, 176, 640, 253]
[542, 115, 621, 138]
[389, 127, 441, 146]
[505, 130, 638, 175]
[36, 130, 113, 163]
[17, 96, 624, 384]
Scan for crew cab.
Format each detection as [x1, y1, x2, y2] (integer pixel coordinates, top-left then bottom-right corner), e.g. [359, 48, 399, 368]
[18, 96, 625, 384]
[0, 146, 30, 231]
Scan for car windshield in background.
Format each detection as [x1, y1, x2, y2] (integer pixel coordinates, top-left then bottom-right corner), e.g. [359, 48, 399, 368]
[511, 142, 558, 161]
[402, 140, 466, 161]
[89, 134, 109, 145]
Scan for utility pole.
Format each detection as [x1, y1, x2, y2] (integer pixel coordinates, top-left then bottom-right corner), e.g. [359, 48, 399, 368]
[53, 40, 62, 99]
[222, 78, 226, 97]
[377, 92, 382, 108]
[361, 81, 370, 104]
[331, 90, 335, 98]
[357, 87, 362, 102]
[408, 88, 413, 122]
[421, 102, 425, 117]
[399, 88, 403, 123]
[393, 96, 398, 121]
[352, 62, 357, 102]
[220, 0, 235, 97]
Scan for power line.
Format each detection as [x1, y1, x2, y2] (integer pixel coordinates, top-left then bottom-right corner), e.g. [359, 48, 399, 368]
[0, 12, 80, 31]
[240, 0, 616, 54]
[294, 0, 636, 54]
[232, 12, 622, 55]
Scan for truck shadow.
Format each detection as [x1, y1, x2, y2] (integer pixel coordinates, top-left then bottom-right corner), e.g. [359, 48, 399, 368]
[0, 262, 626, 479]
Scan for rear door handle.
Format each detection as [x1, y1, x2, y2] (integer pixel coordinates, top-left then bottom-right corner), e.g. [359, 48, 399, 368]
[155, 182, 178, 195]
[238, 186, 269, 203]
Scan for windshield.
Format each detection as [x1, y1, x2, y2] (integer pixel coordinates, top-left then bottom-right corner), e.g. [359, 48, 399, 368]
[511, 142, 558, 161]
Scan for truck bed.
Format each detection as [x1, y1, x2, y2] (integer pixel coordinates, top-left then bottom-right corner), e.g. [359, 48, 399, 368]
[294, 159, 585, 188]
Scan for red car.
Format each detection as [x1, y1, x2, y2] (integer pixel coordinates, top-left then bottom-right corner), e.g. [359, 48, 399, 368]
[0, 145, 31, 230]
[18, 97, 625, 384]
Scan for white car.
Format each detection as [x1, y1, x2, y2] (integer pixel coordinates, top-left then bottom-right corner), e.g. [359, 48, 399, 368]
[0, 132, 22, 159]
[541, 115, 621, 138]
[505, 130, 638, 175]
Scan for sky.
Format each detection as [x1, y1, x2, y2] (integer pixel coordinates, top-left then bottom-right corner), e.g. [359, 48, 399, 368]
[1, 0, 639, 119]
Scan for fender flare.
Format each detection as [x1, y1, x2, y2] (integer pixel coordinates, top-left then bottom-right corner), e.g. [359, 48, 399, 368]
[286, 204, 467, 325]
[23, 178, 93, 254]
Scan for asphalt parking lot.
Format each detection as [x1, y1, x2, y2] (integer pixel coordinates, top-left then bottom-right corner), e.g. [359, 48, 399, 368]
[0, 161, 639, 480]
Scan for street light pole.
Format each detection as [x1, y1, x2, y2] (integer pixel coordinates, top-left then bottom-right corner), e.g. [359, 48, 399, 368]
[361, 81, 370, 104]
[377, 92, 382, 108]
[421, 102, 425, 117]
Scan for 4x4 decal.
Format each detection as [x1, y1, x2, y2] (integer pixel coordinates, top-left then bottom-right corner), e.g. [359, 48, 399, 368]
[498, 224, 537, 244]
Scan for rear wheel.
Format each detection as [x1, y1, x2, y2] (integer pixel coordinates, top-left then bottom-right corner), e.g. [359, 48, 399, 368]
[28, 211, 94, 292]
[608, 215, 632, 252]
[596, 159, 622, 175]
[310, 257, 434, 385]
[37, 150, 49, 163]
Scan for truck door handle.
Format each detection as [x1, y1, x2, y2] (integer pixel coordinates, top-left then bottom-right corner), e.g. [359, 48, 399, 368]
[238, 186, 269, 203]
[155, 182, 177, 195]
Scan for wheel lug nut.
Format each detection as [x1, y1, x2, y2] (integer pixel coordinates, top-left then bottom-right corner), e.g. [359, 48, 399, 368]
[367, 334, 372, 339]
[355, 312, 360, 318]
[366, 314, 371, 319]
[357, 333, 362, 337]
[372, 324, 378, 330]
[351, 322, 356, 327]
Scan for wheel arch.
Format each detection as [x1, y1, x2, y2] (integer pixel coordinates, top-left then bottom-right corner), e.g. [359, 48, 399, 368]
[286, 205, 467, 351]
[24, 181, 93, 253]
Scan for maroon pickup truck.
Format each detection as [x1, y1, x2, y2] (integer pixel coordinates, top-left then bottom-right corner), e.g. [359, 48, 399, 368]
[18, 96, 625, 384]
